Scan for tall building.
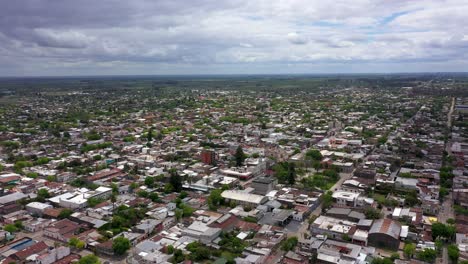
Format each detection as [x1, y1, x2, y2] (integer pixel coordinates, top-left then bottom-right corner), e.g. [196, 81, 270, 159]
[201, 150, 216, 165]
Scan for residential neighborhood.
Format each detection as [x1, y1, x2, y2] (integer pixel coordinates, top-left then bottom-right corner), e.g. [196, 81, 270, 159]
[0, 75, 466, 264]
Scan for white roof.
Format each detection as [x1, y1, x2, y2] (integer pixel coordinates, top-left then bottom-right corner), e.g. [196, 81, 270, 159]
[221, 190, 267, 204]
[332, 191, 360, 201]
[26, 202, 52, 210]
[400, 225, 409, 238]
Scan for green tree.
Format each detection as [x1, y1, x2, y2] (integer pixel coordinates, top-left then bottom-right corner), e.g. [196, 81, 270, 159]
[169, 170, 183, 192]
[147, 127, 153, 142]
[281, 237, 298, 251]
[306, 149, 322, 161]
[432, 222, 456, 240]
[403, 243, 416, 258]
[14, 221, 23, 230]
[435, 239, 443, 253]
[76, 240, 85, 249]
[365, 207, 382, 219]
[417, 248, 437, 263]
[144, 176, 155, 188]
[167, 245, 174, 254]
[37, 188, 50, 202]
[78, 254, 100, 264]
[208, 189, 224, 210]
[404, 190, 419, 207]
[112, 236, 131, 255]
[287, 162, 296, 185]
[447, 244, 459, 263]
[235, 146, 246, 167]
[59, 208, 74, 219]
[149, 192, 160, 202]
[3, 224, 17, 233]
[137, 190, 148, 198]
[322, 191, 333, 210]
[129, 182, 138, 192]
[172, 249, 185, 263]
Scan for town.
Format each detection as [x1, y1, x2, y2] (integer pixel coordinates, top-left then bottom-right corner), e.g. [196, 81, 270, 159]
[0, 74, 466, 264]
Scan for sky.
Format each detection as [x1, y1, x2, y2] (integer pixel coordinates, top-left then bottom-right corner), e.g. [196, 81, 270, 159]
[0, 0, 467, 76]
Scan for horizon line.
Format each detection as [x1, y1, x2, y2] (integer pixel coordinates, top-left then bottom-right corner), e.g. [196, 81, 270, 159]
[1, 71, 468, 79]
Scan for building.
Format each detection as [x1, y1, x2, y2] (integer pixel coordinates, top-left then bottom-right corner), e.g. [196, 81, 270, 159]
[48, 186, 112, 209]
[44, 219, 81, 243]
[332, 191, 360, 207]
[0, 192, 28, 206]
[26, 202, 53, 216]
[453, 188, 468, 207]
[201, 150, 216, 165]
[310, 216, 354, 240]
[35, 246, 71, 264]
[181, 221, 222, 244]
[221, 190, 268, 207]
[251, 177, 276, 195]
[368, 218, 401, 250]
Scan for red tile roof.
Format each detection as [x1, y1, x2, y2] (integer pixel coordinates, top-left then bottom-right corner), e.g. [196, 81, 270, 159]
[13, 241, 48, 260]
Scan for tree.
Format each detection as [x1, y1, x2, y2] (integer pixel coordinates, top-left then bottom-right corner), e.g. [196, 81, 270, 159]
[322, 191, 333, 210]
[76, 240, 85, 249]
[417, 248, 437, 263]
[137, 190, 148, 198]
[208, 189, 224, 210]
[172, 249, 185, 263]
[37, 188, 50, 202]
[235, 146, 245, 167]
[169, 170, 183, 192]
[306, 149, 322, 161]
[404, 190, 419, 207]
[3, 224, 17, 233]
[112, 236, 131, 255]
[111, 183, 119, 195]
[287, 162, 296, 185]
[144, 176, 155, 188]
[403, 243, 416, 258]
[69, 237, 85, 249]
[58, 208, 74, 219]
[167, 245, 175, 254]
[365, 207, 382, 219]
[14, 221, 23, 230]
[78, 254, 100, 264]
[281, 237, 298, 251]
[432, 222, 456, 240]
[149, 192, 160, 202]
[129, 182, 138, 192]
[147, 127, 153, 142]
[435, 239, 443, 253]
[175, 209, 183, 221]
[447, 244, 459, 263]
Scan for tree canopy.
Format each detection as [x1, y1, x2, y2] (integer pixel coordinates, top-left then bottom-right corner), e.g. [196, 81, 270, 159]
[112, 236, 131, 255]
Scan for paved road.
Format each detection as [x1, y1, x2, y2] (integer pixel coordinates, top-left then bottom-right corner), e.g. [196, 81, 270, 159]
[438, 192, 454, 224]
[448, 97, 455, 129]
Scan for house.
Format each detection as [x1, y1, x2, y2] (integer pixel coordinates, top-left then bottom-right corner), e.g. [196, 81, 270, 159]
[251, 176, 277, 195]
[44, 219, 81, 243]
[221, 190, 268, 207]
[181, 221, 222, 244]
[368, 218, 402, 250]
[332, 191, 360, 207]
[26, 202, 53, 216]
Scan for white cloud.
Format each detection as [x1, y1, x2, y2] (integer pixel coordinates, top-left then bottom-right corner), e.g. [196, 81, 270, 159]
[0, 0, 467, 75]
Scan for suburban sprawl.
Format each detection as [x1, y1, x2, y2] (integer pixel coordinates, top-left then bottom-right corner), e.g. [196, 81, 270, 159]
[0, 74, 467, 264]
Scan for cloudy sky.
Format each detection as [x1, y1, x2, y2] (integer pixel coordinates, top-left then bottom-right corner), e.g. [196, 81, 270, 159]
[1, 0, 467, 76]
